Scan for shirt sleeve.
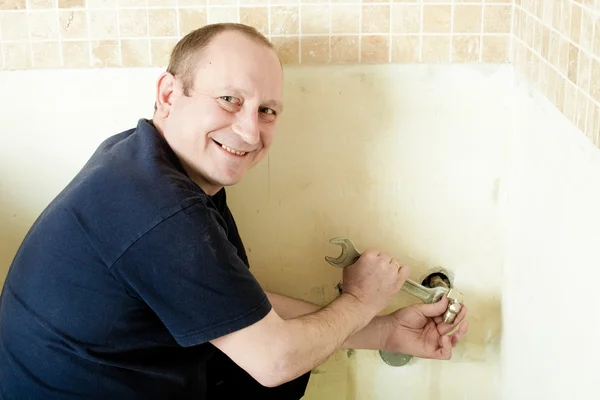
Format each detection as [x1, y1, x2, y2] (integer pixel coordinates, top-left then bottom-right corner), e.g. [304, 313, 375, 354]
[109, 200, 272, 347]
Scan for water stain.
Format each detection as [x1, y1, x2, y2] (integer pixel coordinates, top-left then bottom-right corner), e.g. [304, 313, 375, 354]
[492, 178, 501, 203]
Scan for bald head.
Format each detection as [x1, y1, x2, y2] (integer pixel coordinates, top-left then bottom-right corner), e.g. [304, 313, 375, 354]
[166, 23, 278, 98]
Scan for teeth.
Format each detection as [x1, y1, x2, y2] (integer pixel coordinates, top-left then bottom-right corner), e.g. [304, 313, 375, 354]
[221, 144, 246, 156]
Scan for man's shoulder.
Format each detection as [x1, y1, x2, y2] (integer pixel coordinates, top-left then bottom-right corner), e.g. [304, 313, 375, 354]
[35, 118, 218, 266]
[71, 118, 204, 205]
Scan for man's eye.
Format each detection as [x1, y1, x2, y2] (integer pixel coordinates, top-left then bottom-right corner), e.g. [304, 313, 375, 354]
[221, 96, 240, 104]
[260, 108, 276, 115]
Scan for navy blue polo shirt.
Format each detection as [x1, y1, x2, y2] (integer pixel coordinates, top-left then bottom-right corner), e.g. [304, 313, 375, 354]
[0, 119, 275, 398]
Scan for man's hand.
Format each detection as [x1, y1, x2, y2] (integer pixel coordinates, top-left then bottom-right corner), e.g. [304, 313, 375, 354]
[342, 249, 411, 316]
[382, 295, 469, 360]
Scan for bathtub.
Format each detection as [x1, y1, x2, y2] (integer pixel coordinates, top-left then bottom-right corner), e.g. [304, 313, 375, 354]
[1, 63, 599, 399]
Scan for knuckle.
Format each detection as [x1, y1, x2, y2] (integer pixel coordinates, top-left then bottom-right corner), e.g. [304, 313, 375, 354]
[362, 248, 378, 259]
[401, 265, 412, 277]
[378, 254, 391, 266]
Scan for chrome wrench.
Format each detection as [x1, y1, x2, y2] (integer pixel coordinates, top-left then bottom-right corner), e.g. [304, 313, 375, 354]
[325, 237, 461, 311]
[325, 237, 465, 367]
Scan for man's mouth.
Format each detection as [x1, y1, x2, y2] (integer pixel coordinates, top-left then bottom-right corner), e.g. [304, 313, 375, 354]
[212, 139, 247, 156]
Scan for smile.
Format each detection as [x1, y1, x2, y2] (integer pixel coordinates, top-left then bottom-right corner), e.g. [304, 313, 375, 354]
[212, 140, 247, 157]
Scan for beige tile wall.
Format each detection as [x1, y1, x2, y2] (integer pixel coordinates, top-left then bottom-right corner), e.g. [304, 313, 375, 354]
[513, 0, 600, 146]
[0, 0, 513, 69]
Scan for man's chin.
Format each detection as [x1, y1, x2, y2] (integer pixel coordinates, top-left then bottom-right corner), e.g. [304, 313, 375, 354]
[213, 172, 246, 188]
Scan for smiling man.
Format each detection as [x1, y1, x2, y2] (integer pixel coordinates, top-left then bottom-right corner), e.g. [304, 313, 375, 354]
[0, 23, 468, 399]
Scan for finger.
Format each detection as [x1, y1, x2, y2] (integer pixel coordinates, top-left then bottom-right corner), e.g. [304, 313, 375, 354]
[414, 295, 449, 318]
[380, 252, 391, 263]
[391, 258, 411, 277]
[438, 334, 452, 360]
[389, 258, 401, 271]
[438, 304, 468, 335]
[450, 320, 469, 346]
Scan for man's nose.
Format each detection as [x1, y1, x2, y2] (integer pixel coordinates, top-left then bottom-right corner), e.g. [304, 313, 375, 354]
[232, 110, 260, 145]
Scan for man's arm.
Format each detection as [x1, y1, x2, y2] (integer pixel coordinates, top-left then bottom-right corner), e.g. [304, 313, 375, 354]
[210, 292, 374, 387]
[210, 249, 409, 388]
[265, 291, 391, 350]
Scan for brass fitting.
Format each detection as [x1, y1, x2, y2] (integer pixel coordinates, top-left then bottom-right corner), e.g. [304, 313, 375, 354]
[443, 289, 464, 324]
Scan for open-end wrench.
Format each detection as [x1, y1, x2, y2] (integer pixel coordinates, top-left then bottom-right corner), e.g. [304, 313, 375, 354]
[326, 237, 464, 367]
[325, 237, 460, 311]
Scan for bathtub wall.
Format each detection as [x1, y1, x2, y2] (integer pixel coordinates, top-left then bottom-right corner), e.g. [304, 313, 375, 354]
[500, 67, 600, 400]
[0, 0, 512, 68]
[3, 61, 599, 399]
[1, 62, 508, 398]
[513, 0, 600, 147]
[226, 63, 512, 399]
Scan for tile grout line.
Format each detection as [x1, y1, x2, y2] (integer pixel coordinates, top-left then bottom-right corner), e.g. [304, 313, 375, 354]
[0, 2, 516, 11]
[55, 7, 64, 68]
[0, 7, 4, 69]
[388, 2, 392, 63]
[86, 7, 92, 68]
[508, 0, 516, 64]
[358, 1, 362, 63]
[298, 3, 302, 64]
[26, 5, 34, 68]
[266, 0, 271, 39]
[478, 0, 484, 63]
[576, 0, 591, 137]
[0, 32, 514, 43]
[328, 1, 332, 64]
[145, 0, 151, 67]
[177, 0, 182, 39]
[418, 2, 423, 63]
[0, 32, 514, 42]
[449, 1, 454, 63]
[116, 5, 122, 67]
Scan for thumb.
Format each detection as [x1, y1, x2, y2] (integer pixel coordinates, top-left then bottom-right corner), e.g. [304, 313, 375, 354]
[415, 295, 449, 318]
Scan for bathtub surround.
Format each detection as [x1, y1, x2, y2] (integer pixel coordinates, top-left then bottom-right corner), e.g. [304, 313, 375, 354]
[3, 62, 599, 398]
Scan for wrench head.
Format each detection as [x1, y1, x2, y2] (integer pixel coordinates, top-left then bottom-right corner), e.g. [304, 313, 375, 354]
[325, 237, 360, 268]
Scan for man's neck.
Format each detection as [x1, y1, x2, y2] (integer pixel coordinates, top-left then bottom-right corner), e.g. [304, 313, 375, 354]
[151, 117, 222, 196]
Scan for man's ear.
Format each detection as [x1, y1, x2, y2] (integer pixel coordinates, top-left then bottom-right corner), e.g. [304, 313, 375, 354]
[155, 72, 177, 118]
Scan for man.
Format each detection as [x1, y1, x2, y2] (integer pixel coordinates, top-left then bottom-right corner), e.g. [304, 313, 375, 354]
[0, 23, 468, 399]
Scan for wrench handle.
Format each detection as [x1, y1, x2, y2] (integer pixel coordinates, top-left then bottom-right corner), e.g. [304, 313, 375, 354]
[401, 279, 448, 304]
[326, 238, 448, 303]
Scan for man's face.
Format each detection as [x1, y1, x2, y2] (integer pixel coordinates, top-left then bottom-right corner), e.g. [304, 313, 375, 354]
[155, 31, 284, 194]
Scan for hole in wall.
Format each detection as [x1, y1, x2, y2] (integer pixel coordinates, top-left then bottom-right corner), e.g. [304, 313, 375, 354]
[421, 272, 452, 289]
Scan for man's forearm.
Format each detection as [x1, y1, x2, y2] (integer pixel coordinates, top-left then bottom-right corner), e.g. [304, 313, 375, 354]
[271, 292, 374, 381]
[265, 291, 390, 351]
[265, 291, 320, 319]
[211, 291, 378, 387]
